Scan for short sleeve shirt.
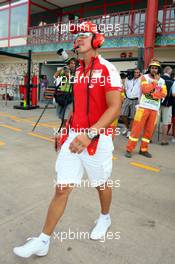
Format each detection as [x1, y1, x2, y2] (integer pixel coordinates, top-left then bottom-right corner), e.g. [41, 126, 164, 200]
[71, 55, 122, 129]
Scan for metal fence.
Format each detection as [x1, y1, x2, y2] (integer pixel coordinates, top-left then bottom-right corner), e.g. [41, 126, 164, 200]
[27, 5, 175, 46]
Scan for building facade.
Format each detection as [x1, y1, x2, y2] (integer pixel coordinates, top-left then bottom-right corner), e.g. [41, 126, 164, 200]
[0, 0, 175, 97]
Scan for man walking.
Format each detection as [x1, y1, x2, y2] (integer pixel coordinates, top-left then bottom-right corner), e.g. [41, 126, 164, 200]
[125, 59, 167, 158]
[13, 21, 122, 258]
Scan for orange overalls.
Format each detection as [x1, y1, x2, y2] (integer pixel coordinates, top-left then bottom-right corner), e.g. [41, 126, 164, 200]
[126, 74, 167, 153]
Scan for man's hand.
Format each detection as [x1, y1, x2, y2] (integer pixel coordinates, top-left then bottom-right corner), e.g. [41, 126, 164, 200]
[154, 73, 160, 81]
[69, 134, 91, 154]
[152, 91, 164, 100]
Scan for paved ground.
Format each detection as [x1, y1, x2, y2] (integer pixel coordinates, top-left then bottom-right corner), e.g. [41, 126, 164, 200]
[0, 101, 175, 264]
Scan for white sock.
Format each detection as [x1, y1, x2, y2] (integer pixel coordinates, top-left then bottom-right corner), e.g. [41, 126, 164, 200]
[99, 213, 110, 220]
[38, 232, 51, 243]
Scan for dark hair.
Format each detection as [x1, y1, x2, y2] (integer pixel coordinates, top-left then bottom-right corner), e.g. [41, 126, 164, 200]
[66, 57, 77, 65]
[134, 68, 141, 72]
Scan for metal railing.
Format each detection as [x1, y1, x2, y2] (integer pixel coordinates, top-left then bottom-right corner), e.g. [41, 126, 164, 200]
[157, 5, 175, 34]
[27, 5, 175, 46]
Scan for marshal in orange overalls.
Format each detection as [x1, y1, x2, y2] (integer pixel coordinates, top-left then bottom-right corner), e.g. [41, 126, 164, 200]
[126, 61, 167, 155]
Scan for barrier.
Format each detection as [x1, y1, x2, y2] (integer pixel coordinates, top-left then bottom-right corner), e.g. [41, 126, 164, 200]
[0, 83, 20, 105]
[43, 87, 55, 101]
[18, 74, 39, 108]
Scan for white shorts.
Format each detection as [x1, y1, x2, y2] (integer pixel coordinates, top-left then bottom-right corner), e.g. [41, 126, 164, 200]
[161, 106, 172, 125]
[55, 132, 114, 187]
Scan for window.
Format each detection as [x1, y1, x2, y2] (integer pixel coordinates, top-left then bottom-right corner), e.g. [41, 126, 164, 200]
[11, 0, 28, 6]
[10, 4, 28, 37]
[0, 9, 9, 38]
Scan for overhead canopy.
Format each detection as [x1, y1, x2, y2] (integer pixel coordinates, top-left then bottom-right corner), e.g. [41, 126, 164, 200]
[29, 0, 93, 13]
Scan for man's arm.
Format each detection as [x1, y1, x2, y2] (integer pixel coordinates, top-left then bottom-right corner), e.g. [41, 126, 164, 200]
[151, 77, 167, 99]
[53, 69, 62, 78]
[91, 90, 122, 132]
[141, 75, 157, 94]
[69, 90, 122, 154]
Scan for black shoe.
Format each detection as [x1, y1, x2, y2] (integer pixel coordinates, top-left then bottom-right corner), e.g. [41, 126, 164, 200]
[139, 150, 152, 158]
[125, 151, 132, 158]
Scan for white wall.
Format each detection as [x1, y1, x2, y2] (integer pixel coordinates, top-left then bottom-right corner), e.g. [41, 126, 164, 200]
[154, 47, 175, 62]
[10, 38, 27, 47]
[0, 47, 174, 73]
[0, 40, 8, 48]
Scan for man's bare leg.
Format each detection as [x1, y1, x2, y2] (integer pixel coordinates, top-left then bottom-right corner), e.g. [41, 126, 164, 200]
[96, 183, 112, 214]
[90, 183, 112, 240]
[42, 185, 73, 235]
[13, 185, 73, 258]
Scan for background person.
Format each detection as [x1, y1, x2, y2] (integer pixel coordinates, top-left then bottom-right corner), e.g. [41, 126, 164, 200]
[40, 75, 48, 102]
[160, 66, 175, 145]
[121, 68, 141, 138]
[171, 103, 175, 142]
[53, 58, 77, 126]
[125, 59, 167, 158]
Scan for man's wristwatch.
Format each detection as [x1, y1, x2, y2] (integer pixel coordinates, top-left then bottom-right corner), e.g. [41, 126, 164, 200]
[86, 129, 98, 140]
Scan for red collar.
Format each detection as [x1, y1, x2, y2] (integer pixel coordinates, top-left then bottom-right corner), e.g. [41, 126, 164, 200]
[78, 56, 99, 74]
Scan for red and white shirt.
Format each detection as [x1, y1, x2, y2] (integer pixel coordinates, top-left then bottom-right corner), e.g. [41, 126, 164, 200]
[71, 55, 122, 129]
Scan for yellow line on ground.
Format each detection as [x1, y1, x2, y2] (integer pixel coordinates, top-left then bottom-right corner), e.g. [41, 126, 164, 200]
[42, 122, 60, 125]
[28, 132, 54, 142]
[0, 124, 22, 132]
[24, 116, 38, 120]
[11, 117, 58, 129]
[0, 141, 5, 146]
[13, 118, 35, 125]
[37, 123, 58, 128]
[130, 162, 160, 172]
[0, 113, 35, 124]
[0, 112, 59, 129]
[0, 113, 15, 118]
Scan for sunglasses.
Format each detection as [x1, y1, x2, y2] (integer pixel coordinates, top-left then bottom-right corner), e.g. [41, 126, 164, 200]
[151, 67, 158, 70]
[74, 32, 93, 39]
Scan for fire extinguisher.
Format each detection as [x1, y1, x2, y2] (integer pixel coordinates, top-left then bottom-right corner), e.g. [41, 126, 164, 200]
[31, 74, 38, 106]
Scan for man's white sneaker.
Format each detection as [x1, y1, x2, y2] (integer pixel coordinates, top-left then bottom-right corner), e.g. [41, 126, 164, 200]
[13, 237, 50, 258]
[171, 137, 175, 143]
[122, 128, 128, 135]
[90, 215, 111, 240]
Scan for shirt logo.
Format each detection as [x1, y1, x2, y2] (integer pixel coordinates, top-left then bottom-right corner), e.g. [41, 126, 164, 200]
[92, 69, 102, 78]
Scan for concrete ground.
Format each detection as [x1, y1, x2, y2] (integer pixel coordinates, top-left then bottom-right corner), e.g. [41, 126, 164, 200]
[0, 101, 175, 264]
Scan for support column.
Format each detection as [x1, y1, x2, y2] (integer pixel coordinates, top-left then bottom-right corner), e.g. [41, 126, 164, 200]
[144, 0, 158, 69]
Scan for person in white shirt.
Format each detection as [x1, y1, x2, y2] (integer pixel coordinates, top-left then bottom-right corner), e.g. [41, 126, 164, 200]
[161, 66, 175, 145]
[121, 68, 141, 137]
